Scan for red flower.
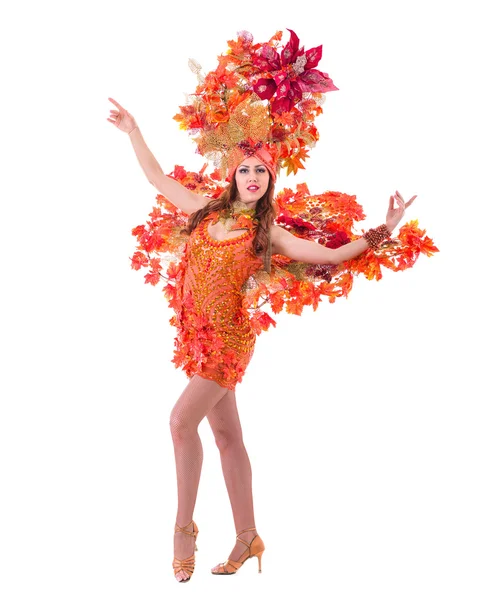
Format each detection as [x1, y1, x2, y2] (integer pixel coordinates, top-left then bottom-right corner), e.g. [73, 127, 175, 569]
[325, 231, 350, 248]
[253, 29, 338, 114]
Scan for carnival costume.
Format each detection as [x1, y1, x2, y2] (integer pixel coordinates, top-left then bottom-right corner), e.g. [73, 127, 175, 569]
[130, 29, 438, 391]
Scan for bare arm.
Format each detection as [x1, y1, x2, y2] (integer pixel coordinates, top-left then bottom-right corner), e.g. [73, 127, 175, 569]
[107, 97, 209, 215]
[271, 190, 416, 265]
[271, 225, 375, 265]
[128, 127, 209, 215]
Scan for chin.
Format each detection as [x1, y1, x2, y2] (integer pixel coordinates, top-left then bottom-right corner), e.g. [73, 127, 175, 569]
[244, 192, 262, 201]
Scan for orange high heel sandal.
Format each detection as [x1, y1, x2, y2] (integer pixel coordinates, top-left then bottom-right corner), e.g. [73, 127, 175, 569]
[172, 520, 199, 583]
[211, 527, 265, 575]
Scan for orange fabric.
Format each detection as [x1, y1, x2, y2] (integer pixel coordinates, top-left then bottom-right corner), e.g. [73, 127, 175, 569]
[169, 212, 264, 390]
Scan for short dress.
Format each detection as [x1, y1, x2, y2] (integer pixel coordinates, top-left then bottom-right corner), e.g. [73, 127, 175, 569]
[169, 211, 264, 390]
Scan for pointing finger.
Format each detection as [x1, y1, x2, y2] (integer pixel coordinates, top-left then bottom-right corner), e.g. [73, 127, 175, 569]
[108, 97, 125, 112]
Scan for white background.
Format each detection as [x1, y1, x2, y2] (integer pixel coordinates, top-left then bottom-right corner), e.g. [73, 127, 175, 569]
[1, 0, 478, 598]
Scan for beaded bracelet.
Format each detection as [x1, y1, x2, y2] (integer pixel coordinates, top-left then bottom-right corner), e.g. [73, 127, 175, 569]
[363, 224, 391, 249]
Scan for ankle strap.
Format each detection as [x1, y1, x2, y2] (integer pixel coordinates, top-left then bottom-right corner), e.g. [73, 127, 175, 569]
[236, 527, 256, 537]
[175, 520, 196, 536]
[235, 526, 258, 548]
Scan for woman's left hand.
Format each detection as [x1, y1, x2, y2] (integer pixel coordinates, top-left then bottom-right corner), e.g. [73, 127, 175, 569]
[386, 190, 417, 233]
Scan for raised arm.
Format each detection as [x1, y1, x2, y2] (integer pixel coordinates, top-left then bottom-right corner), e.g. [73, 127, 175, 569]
[107, 97, 209, 215]
[271, 191, 416, 265]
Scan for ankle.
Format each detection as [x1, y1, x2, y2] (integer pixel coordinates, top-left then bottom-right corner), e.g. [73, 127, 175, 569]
[175, 519, 194, 533]
[236, 527, 257, 541]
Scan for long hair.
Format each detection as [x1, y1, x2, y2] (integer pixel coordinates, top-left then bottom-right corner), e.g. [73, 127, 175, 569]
[182, 176, 276, 264]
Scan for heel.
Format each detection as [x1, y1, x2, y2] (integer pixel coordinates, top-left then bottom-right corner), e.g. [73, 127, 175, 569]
[211, 527, 265, 575]
[256, 550, 264, 573]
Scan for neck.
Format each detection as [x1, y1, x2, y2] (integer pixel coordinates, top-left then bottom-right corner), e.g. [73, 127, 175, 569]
[217, 199, 259, 228]
[228, 199, 257, 215]
[235, 198, 257, 210]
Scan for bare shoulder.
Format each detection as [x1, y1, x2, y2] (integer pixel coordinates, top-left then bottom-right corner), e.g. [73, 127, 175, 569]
[150, 171, 212, 215]
[270, 224, 290, 254]
[193, 194, 212, 211]
[181, 192, 212, 215]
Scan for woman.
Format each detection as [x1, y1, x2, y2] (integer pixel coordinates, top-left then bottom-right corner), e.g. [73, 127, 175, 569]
[107, 96, 415, 582]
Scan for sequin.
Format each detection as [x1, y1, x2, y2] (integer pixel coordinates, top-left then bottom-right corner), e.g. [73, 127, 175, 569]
[170, 211, 264, 390]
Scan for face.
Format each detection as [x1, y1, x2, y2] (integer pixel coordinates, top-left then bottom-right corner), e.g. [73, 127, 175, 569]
[234, 156, 270, 207]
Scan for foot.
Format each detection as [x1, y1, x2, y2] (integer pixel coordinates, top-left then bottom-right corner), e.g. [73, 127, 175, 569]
[211, 528, 258, 574]
[174, 521, 196, 582]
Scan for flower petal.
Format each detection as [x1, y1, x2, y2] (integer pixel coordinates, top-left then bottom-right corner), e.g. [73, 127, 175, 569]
[271, 95, 294, 114]
[275, 78, 291, 99]
[290, 80, 303, 105]
[298, 69, 339, 93]
[253, 45, 281, 72]
[304, 45, 323, 69]
[281, 28, 301, 66]
[253, 78, 277, 100]
[273, 71, 287, 86]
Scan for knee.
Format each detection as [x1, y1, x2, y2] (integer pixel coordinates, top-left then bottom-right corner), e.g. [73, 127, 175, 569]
[214, 428, 243, 454]
[169, 409, 195, 444]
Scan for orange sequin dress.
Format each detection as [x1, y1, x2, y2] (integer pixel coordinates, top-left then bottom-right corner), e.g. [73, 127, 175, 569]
[169, 211, 264, 390]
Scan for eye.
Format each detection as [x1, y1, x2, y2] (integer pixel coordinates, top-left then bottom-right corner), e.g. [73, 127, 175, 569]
[238, 168, 248, 174]
[257, 167, 266, 173]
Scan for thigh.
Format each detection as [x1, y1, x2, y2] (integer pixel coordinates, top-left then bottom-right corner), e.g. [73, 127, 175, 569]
[170, 374, 229, 429]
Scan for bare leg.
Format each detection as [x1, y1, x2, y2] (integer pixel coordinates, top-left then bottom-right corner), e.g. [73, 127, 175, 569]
[169, 374, 229, 581]
[206, 389, 259, 572]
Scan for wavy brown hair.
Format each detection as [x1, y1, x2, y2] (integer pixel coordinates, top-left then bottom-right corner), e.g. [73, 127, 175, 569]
[182, 176, 277, 262]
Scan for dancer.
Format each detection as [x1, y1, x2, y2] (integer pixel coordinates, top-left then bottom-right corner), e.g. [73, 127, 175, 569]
[107, 29, 437, 582]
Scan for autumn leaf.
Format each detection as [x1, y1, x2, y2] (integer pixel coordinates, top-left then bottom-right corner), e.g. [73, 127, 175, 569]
[150, 258, 162, 272]
[131, 225, 146, 239]
[296, 182, 310, 196]
[285, 295, 305, 315]
[269, 291, 285, 314]
[130, 251, 148, 270]
[420, 236, 439, 256]
[250, 310, 277, 334]
[282, 148, 310, 176]
[144, 272, 160, 286]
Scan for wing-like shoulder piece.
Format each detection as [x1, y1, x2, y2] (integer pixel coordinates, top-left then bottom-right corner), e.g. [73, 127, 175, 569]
[131, 172, 438, 337]
[130, 164, 224, 286]
[240, 183, 439, 335]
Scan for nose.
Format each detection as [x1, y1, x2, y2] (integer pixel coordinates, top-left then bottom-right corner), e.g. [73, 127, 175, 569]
[248, 173, 258, 182]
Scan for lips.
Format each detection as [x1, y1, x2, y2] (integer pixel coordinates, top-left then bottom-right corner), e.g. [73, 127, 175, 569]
[247, 185, 259, 191]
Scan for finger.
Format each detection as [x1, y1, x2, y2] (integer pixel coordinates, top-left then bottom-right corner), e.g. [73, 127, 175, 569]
[405, 195, 417, 208]
[108, 97, 125, 112]
[395, 190, 404, 201]
[389, 195, 394, 210]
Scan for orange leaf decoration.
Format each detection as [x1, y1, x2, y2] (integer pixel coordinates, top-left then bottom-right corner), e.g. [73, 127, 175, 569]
[131, 169, 438, 348]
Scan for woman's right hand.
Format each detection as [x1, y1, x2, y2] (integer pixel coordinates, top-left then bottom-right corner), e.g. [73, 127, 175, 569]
[107, 97, 138, 134]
